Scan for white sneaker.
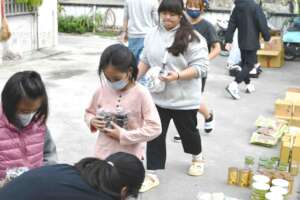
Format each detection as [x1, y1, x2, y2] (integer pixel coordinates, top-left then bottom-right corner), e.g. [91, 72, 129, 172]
[139, 173, 160, 193]
[246, 84, 255, 93]
[249, 68, 257, 75]
[188, 160, 205, 176]
[226, 82, 240, 100]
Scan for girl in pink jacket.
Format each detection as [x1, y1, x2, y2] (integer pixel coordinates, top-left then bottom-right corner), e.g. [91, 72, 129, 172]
[0, 71, 57, 181]
[85, 44, 161, 160]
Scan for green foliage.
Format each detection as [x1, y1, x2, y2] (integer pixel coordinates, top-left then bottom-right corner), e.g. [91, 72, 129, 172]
[16, 0, 28, 3]
[28, 0, 43, 7]
[58, 14, 103, 34]
[16, 0, 43, 7]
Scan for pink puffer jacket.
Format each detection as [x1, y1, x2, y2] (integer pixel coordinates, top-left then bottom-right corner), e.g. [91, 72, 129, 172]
[0, 107, 46, 179]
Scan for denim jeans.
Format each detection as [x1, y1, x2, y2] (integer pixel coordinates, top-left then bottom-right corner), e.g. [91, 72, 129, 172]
[128, 37, 144, 62]
[128, 37, 149, 86]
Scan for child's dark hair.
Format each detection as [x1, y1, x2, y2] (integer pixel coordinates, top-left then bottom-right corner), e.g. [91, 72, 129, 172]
[159, 0, 200, 56]
[1, 71, 48, 129]
[75, 152, 145, 199]
[98, 44, 138, 82]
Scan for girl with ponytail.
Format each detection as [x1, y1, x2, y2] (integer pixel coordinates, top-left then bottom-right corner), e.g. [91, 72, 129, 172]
[137, 0, 209, 193]
[85, 44, 161, 162]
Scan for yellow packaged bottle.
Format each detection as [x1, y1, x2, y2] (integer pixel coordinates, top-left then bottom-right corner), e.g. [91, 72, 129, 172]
[238, 169, 250, 187]
[227, 167, 238, 185]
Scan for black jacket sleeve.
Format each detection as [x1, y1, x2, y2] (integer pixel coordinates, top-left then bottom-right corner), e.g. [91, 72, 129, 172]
[225, 8, 237, 43]
[255, 5, 271, 42]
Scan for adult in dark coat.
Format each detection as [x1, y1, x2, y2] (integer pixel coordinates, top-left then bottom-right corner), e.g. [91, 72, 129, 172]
[225, 0, 271, 100]
[0, 152, 145, 200]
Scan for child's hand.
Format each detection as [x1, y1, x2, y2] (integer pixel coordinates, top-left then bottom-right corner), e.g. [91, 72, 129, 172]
[104, 122, 121, 141]
[159, 71, 179, 82]
[91, 117, 106, 131]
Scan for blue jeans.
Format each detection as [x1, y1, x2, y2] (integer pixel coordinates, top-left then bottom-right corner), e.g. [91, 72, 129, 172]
[128, 38, 149, 86]
[128, 37, 144, 62]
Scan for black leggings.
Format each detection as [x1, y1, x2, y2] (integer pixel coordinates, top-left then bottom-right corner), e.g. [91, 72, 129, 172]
[146, 106, 202, 170]
[235, 50, 257, 84]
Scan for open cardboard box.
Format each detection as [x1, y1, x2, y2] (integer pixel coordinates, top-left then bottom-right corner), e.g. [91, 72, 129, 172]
[257, 36, 284, 68]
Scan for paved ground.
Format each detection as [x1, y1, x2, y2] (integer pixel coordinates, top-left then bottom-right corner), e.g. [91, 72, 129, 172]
[0, 33, 299, 200]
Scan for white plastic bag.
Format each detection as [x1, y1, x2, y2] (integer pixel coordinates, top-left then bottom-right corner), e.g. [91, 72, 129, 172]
[144, 66, 166, 93]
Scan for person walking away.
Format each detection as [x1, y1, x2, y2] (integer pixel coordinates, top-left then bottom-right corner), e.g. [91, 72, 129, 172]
[225, 0, 271, 100]
[122, 0, 158, 61]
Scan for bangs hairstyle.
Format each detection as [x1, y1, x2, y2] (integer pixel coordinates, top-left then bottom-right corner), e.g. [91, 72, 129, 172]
[158, 0, 184, 15]
[1, 71, 48, 129]
[186, 0, 205, 11]
[158, 0, 200, 56]
[98, 44, 138, 83]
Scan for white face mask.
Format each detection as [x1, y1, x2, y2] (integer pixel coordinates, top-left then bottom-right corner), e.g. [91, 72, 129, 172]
[17, 112, 36, 127]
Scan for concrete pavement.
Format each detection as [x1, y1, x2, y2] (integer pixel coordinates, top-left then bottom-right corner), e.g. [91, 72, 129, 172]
[0, 33, 299, 200]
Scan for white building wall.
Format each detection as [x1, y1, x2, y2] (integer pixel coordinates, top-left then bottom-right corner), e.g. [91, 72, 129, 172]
[0, 0, 58, 62]
[38, 0, 58, 48]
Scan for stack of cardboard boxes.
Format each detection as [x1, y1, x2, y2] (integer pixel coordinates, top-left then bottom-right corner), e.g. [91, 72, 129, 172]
[257, 36, 285, 68]
[275, 88, 300, 127]
[280, 129, 300, 176]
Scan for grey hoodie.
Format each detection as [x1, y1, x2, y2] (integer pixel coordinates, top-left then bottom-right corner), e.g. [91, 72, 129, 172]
[141, 25, 209, 110]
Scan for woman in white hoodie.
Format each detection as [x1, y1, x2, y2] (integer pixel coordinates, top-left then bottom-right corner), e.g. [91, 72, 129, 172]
[138, 0, 209, 192]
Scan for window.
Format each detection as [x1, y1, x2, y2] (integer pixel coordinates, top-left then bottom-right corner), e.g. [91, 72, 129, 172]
[5, 0, 36, 16]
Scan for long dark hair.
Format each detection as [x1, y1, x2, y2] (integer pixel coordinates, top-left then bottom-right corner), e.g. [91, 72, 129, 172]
[159, 0, 200, 56]
[98, 44, 138, 82]
[1, 71, 49, 129]
[75, 152, 145, 199]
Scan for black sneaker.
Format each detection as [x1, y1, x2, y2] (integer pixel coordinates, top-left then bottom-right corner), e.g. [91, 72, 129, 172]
[173, 135, 181, 143]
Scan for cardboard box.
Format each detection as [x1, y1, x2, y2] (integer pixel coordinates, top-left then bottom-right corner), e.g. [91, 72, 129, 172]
[275, 88, 300, 128]
[257, 36, 284, 68]
[290, 118, 300, 128]
[280, 141, 291, 163]
[285, 88, 300, 103]
[294, 136, 300, 146]
[294, 104, 300, 118]
[275, 99, 293, 119]
[282, 135, 292, 143]
[291, 145, 300, 162]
